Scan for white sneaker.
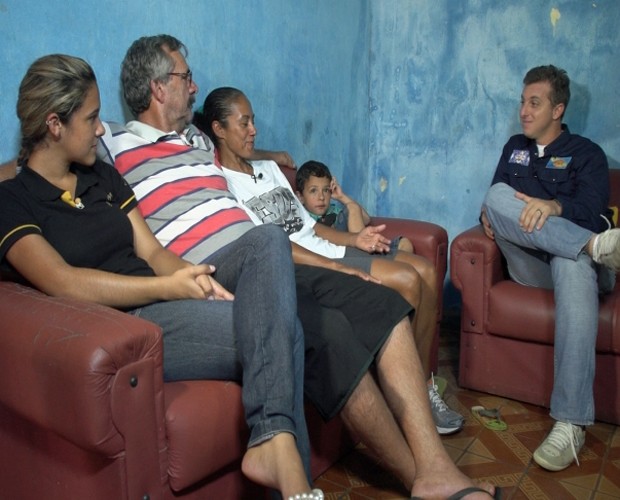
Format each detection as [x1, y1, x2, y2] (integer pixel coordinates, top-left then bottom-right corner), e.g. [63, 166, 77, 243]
[592, 228, 620, 272]
[533, 421, 585, 472]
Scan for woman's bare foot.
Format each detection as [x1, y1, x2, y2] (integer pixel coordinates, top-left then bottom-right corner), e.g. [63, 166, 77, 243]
[241, 432, 312, 499]
[411, 469, 496, 499]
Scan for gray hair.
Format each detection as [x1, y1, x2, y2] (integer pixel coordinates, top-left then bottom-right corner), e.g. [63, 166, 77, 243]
[121, 34, 187, 117]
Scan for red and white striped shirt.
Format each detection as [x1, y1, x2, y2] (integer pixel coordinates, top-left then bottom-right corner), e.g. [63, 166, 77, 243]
[98, 121, 255, 262]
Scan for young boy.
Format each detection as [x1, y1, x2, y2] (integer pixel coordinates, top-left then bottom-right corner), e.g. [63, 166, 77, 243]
[295, 160, 414, 253]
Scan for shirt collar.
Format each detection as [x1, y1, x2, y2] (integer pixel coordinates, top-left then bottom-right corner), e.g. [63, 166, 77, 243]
[126, 120, 171, 143]
[125, 120, 213, 151]
[542, 124, 571, 155]
[18, 163, 99, 202]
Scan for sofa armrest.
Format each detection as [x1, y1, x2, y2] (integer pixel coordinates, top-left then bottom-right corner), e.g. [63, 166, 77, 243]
[449, 225, 507, 334]
[372, 216, 448, 303]
[372, 216, 447, 276]
[0, 282, 165, 457]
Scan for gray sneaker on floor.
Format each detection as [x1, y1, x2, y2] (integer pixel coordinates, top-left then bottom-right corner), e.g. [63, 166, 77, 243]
[428, 377, 464, 435]
[533, 421, 585, 471]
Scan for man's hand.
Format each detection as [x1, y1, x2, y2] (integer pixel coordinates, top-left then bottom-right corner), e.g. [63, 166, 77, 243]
[515, 191, 561, 233]
[355, 224, 390, 253]
[263, 150, 296, 168]
[480, 209, 495, 240]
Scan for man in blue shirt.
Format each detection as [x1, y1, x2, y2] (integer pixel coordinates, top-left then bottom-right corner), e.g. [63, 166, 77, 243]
[480, 65, 620, 472]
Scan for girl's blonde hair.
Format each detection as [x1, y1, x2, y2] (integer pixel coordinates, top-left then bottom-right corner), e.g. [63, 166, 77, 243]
[17, 54, 96, 164]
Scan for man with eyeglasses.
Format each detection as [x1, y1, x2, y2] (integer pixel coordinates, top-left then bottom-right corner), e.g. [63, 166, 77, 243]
[168, 67, 192, 85]
[97, 34, 499, 500]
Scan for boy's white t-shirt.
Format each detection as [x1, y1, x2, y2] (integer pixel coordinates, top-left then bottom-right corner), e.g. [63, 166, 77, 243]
[221, 159, 346, 259]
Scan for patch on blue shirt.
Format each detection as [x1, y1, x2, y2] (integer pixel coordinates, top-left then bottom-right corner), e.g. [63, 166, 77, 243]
[546, 156, 571, 169]
[509, 149, 530, 166]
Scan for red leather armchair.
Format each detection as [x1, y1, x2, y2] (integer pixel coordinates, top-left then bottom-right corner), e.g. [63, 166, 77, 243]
[0, 161, 448, 499]
[450, 169, 620, 425]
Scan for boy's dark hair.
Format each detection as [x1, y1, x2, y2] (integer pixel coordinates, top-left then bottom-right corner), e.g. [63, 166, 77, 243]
[523, 65, 570, 115]
[296, 160, 333, 192]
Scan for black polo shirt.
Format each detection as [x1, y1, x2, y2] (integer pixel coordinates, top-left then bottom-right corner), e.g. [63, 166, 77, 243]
[0, 160, 155, 278]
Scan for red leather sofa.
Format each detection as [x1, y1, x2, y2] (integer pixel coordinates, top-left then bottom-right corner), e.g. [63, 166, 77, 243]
[0, 160, 448, 499]
[450, 169, 620, 425]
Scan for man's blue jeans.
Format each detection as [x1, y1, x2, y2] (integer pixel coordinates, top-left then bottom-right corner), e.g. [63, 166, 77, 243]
[130, 224, 310, 476]
[483, 182, 614, 425]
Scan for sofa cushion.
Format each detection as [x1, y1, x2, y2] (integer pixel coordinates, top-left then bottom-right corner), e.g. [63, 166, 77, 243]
[487, 280, 618, 354]
[164, 380, 248, 492]
[487, 281, 556, 344]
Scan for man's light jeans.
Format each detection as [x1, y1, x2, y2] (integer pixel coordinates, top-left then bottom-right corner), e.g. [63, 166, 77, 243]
[483, 182, 614, 425]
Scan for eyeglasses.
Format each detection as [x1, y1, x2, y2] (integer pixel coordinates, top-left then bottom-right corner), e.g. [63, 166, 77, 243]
[167, 68, 193, 86]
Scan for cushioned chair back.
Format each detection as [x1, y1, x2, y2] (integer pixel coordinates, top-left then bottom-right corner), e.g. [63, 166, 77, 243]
[280, 164, 297, 190]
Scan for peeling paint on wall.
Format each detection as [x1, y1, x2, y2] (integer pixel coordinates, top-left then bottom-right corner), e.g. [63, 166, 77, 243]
[550, 7, 561, 35]
[369, 0, 620, 289]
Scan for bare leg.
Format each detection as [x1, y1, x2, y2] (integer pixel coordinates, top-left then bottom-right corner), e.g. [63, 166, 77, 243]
[370, 257, 437, 377]
[340, 372, 417, 490]
[376, 319, 495, 499]
[396, 252, 439, 377]
[241, 432, 313, 499]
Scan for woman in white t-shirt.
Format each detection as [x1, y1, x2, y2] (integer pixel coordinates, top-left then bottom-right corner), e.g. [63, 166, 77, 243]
[195, 87, 467, 437]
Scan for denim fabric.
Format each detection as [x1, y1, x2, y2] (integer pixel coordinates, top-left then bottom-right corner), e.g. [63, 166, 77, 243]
[483, 182, 613, 425]
[130, 224, 310, 475]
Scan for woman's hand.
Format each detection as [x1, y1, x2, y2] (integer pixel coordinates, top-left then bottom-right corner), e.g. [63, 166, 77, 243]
[195, 268, 235, 300]
[166, 264, 234, 301]
[330, 261, 382, 284]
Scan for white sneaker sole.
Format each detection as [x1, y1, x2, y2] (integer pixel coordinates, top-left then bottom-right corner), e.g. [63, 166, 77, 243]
[533, 451, 573, 472]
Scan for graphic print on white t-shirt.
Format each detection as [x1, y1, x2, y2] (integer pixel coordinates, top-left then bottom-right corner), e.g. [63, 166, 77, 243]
[243, 186, 305, 235]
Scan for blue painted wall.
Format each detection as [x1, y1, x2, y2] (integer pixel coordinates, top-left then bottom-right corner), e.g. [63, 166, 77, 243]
[1, 1, 619, 305]
[0, 0, 370, 170]
[366, 1, 620, 305]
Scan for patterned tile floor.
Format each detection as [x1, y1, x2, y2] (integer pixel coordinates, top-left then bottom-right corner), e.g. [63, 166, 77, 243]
[313, 314, 620, 499]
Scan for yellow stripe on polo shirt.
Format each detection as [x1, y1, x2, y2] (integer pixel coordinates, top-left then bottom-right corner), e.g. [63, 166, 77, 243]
[120, 194, 136, 210]
[0, 224, 41, 248]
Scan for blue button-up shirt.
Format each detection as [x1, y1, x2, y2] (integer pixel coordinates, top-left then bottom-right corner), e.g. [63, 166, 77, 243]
[491, 125, 612, 232]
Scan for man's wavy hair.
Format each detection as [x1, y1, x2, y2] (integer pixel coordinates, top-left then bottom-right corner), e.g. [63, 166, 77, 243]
[523, 65, 570, 116]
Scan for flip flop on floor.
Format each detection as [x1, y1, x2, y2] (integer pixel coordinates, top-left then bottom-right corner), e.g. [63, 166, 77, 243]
[411, 485, 502, 500]
[471, 405, 508, 431]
